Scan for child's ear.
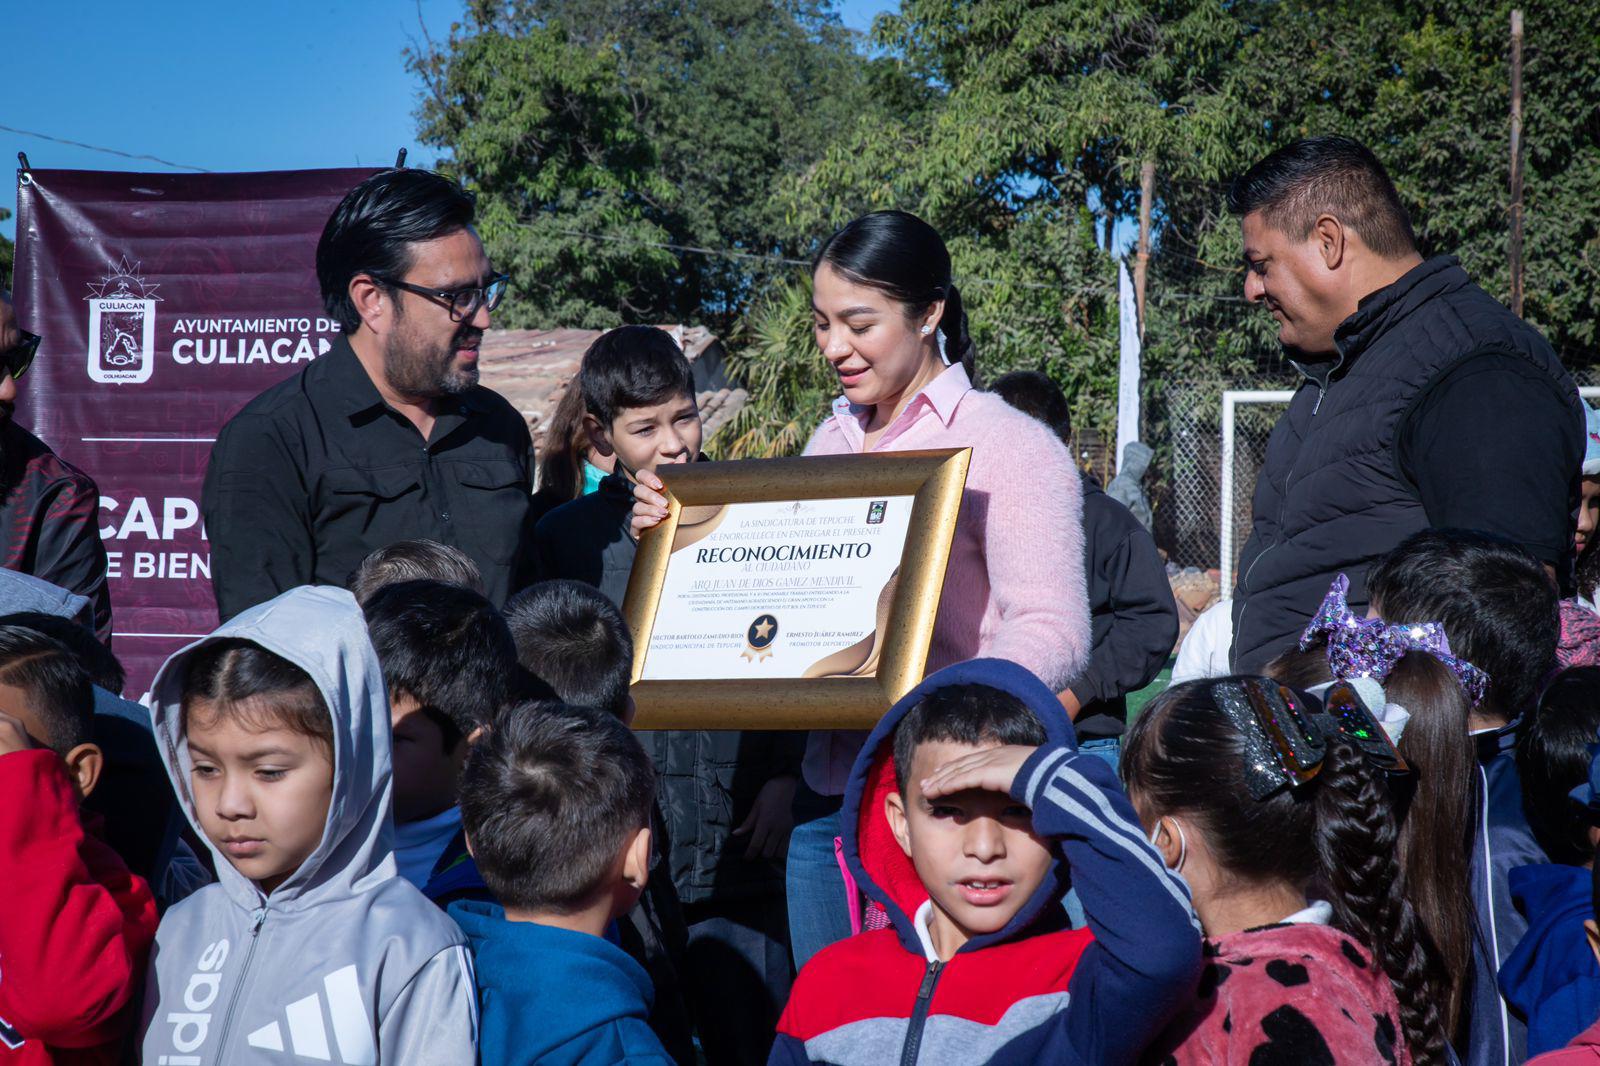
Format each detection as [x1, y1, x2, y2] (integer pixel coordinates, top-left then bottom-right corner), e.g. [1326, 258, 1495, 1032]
[463, 831, 475, 861]
[63, 742, 104, 801]
[584, 413, 616, 458]
[884, 790, 913, 858]
[622, 826, 651, 891]
[1586, 920, 1600, 970]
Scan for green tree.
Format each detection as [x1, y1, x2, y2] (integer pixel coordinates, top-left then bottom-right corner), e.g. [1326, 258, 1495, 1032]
[411, 0, 904, 331]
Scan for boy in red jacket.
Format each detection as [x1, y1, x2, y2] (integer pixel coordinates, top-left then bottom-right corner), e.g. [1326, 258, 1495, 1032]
[0, 624, 158, 1063]
[770, 659, 1201, 1066]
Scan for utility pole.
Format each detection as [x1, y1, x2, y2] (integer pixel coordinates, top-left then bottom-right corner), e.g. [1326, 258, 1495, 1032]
[1509, 9, 1525, 316]
[1135, 160, 1155, 341]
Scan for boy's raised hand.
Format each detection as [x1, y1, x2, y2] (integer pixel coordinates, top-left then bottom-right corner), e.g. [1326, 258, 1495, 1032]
[920, 745, 1037, 800]
[629, 468, 671, 535]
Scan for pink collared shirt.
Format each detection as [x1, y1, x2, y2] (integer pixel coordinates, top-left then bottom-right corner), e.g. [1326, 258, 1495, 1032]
[801, 364, 1091, 794]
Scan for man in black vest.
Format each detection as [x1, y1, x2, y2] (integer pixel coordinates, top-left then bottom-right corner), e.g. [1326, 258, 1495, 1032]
[1228, 136, 1582, 672]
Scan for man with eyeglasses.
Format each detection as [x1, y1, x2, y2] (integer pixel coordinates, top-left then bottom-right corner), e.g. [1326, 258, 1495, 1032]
[202, 169, 535, 621]
[0, 289, 113, 640]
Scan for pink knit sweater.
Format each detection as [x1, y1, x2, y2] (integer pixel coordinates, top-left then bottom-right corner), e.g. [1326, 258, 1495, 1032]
[800, 364, 1091, 793]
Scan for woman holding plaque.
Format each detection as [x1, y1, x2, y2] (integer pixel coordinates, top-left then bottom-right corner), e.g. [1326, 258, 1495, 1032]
[631, 210, 1091, 966]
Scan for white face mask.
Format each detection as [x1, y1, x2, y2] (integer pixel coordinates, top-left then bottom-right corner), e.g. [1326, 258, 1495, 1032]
[1148, 816, 1188, 873]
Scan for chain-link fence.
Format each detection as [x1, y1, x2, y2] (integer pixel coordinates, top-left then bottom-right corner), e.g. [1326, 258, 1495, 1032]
[1146, 369, 1600, 585]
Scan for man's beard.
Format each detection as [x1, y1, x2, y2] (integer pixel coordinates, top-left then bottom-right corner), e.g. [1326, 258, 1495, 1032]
[382, 317, 481, 399]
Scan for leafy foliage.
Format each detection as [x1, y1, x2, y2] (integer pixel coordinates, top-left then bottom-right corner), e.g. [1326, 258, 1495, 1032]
[410, 0, 906, 331]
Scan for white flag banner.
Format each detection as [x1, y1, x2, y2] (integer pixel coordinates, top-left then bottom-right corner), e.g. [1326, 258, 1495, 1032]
[1116, 259, 1141, 471]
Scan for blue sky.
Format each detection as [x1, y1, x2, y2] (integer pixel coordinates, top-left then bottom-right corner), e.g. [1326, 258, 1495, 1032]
[2, 0, 893, 241]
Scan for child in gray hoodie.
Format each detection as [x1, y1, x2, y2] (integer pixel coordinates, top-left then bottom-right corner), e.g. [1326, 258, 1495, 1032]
[139, 585, 477, 1065]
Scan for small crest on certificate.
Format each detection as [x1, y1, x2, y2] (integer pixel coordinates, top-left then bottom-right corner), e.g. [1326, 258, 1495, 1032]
[743, 613, 779, 662]
[867, 500, 888, 525]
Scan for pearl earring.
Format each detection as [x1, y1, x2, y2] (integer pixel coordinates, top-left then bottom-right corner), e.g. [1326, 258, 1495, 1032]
[920, 325, 933, 335]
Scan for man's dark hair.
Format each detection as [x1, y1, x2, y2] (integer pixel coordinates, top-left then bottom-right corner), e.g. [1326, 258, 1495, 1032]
[502, 581, 632, 719]
[1227, 136, 1417, 259]
[348, 539, 485, 605]
[1368, 528, 1558, 717]
[578, 326, 695, 426]
[988, 370, 1072, 446]
[316, 169, 477, 333]
[0, 612, 124, 694]
[459, 701, 656, 913]
[362, 580, 519, 744]
[892, 683, 1047, 795]
[0, 624, 95, 754]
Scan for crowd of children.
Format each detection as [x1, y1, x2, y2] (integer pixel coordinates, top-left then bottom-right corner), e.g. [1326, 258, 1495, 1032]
[9, 236, 1600, 1066]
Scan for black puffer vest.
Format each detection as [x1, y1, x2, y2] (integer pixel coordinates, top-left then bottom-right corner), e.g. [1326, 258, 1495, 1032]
[1231, 256, 1580, 672]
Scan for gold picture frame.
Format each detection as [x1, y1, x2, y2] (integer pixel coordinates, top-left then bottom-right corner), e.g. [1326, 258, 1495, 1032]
[622, 448, 972, 729]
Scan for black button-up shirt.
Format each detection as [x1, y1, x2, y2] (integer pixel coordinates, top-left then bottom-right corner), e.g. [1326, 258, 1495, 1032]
[202, 336, 535, 620]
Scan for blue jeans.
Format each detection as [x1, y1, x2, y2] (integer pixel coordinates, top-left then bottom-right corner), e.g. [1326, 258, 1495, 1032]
[1063, 736, 1123, 928]
[786, 807, 852, 969]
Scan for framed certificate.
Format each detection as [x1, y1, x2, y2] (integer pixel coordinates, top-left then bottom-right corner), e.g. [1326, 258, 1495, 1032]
[622, 448, 971, 729]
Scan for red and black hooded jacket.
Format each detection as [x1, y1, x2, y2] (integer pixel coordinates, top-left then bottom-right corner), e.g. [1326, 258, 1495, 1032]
[770, 659, 1202, 1066]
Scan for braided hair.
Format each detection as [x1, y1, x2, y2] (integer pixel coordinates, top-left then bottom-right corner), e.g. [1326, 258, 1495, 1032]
[1122, 677, 1451, 1064]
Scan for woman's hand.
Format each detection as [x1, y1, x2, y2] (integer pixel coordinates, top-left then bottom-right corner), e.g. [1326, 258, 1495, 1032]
[629, 468, 671, 535]
[920, 745, 1037, 800]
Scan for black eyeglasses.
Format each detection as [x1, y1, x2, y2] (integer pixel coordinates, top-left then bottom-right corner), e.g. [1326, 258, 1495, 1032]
[2, 330, 41, 382]
[371, 273, 511, 322]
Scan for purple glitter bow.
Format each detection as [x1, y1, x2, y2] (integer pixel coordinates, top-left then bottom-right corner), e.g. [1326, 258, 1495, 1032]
[1299, 574, 1491, 706]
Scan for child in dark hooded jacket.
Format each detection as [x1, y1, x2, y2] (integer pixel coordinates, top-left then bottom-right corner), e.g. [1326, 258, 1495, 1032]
[770, 659, 1201, 1066]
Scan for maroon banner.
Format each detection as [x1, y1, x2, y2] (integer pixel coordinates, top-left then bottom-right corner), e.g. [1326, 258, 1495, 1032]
[14, 167, 380, 695]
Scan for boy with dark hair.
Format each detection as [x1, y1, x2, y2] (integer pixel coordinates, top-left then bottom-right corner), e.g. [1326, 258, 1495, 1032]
[348, 538, 486, 604]
[1501, 668, 1600, 1057]
[361, 579, 518, 890]
[0, 625, 159, 1064]
[503, 579, 633, 720]
[1368, 527, 1558, 1065]
[451, 702, 673, 1066]
[534, 326, 700, 600]
[2, 607, 198, 904]
[535, 327, 801, 1066]
[771, 659, 1200, 1065]
[988, 370, 1178, 768]
[497, 578, 695, 1063]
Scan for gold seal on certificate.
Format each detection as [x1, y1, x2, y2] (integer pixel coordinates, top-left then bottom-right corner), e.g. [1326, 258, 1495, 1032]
[622, 449, 970, 730]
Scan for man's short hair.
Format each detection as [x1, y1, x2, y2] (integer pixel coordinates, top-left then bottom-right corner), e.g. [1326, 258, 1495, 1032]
[0, 624, 95, 754]
[348, 539, 485, 604]
[989, 370, 1072, 446]
[502, 581, 633, 718]
[459, 702, 656, 913]
[0, 612, 125, 694]
[1368, 528, 1558, 717]
[579, 326, 695, 426]
[316, 169, 477, 333]
[892, 683, 1047, 795]
[362, 580, 519, 742]
[1227, 136, 1417, 259]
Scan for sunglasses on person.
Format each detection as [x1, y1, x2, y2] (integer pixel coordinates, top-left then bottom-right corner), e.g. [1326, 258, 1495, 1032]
[370, 273, 511, 323]
[2, 330, 41, 382]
